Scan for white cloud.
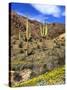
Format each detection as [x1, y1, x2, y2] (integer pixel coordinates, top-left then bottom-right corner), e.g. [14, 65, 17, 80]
[17, 12, 26, 17]
[62, 12, 65, 16]
[31, 4, 63, 18]
[16, 4, 65, 23]
[17, 11, 49, 23]
[29, 14, 48, 23]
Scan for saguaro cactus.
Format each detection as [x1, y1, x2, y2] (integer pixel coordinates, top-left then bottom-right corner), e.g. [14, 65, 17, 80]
[40, 21, 48, 38]
[45, 21, 48, 36]
[25, 16, 31, 55]
[19, 29, 23, 48]
[26, 17, 31, 41]
[40, 24, 43, 37]
[19, 29, 22, 42]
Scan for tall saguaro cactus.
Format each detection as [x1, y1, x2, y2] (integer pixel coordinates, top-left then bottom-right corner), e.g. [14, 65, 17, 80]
[19, 29, 22, 42]
[26, 17, 31, 41]
[25, 16, 31, 56]
[45, 21, 48, 36]
[40, 21, 48, 38]
[18, 24, 23, 48]
[40, 24, 43, 37]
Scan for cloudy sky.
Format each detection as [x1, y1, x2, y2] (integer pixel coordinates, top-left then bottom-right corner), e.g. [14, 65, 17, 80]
[10, 3, 65, 24]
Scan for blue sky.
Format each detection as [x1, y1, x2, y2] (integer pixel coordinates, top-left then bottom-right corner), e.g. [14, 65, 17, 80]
[10, 3, 65, 24]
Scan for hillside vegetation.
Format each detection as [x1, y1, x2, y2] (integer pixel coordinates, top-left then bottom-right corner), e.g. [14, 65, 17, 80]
[9, 11, 65, 87]
[13, 65, 65, 87]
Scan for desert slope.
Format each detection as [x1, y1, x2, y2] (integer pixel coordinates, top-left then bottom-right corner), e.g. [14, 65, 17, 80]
[9, 11, 65, 86]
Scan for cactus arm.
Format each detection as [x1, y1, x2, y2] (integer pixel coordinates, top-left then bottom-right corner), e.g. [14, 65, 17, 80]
[19, 30, 21, 41]
[42, 24, 44, 37]
[45, 23, 48, 36]
[19, 30, 20, 41]
[26, 17, 29, 40]
[42, 21, 45, 37]
[40, 24, 43, 37]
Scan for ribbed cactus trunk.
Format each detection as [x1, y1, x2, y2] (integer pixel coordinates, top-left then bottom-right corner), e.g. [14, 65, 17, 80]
[19, 30, 22, 42]
[40, 21, 48, 38]
[25, 17, 31, 56]
[26, 40, 28, 56]
[40, 24, 43, 37]
[45, 22, 48, 36]
[43, 22, 45, 37]
[26, 17, 29, 40]
[26, 17, 28, 56]
[19, 29, 23, 48]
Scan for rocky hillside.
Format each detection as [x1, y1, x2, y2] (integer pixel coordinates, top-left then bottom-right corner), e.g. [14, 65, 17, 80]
[14, 65, 65, 87]
[9, 11, 65, 87]
[10, 11, 65, 39]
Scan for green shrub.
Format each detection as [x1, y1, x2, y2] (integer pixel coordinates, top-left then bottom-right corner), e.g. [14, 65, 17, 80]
[13, 65, 65, 87]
